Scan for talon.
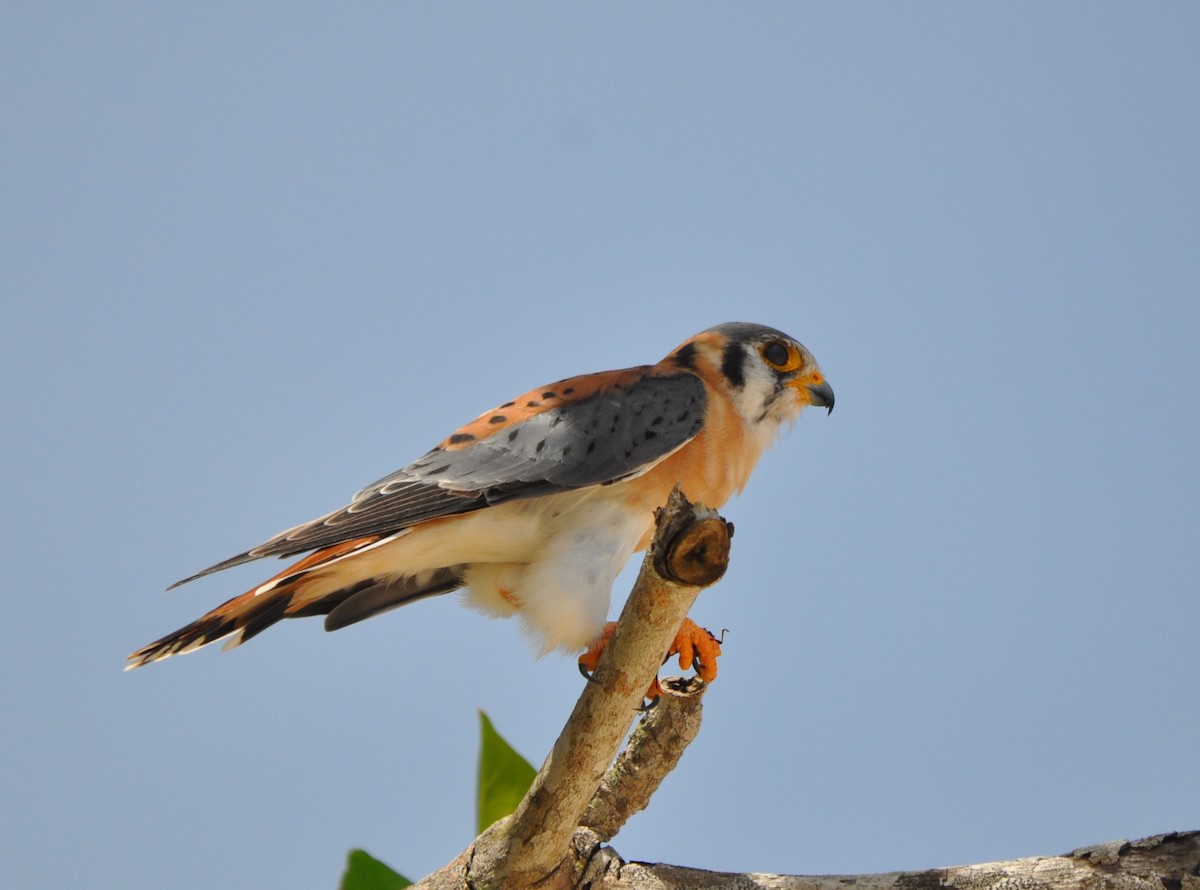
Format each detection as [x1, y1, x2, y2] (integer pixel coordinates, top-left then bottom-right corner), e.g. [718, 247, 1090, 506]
[645, 674, 663, 702]
[577, 618, 722, 703]
[637, 696, 660, 712]
[666, 617, 723, 684]
[578, 621, 617, 686]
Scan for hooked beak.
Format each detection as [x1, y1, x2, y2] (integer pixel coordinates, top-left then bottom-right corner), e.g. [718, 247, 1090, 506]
[806, 379, 835, 415]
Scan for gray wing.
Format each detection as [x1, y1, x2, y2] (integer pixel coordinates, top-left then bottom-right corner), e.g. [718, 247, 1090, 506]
[171, 369, 706, 586]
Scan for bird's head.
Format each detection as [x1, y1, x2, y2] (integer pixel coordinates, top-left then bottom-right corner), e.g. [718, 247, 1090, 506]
[666, 321, 834, 430]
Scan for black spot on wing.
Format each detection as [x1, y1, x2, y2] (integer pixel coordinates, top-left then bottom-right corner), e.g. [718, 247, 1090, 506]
[413, 371, 707, 494]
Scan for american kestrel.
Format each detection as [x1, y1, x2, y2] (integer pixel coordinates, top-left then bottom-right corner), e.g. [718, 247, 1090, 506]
[128, 322, 833, 684]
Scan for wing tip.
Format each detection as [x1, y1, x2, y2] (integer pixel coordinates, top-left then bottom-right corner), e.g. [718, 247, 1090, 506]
[165, 550, 267, 590]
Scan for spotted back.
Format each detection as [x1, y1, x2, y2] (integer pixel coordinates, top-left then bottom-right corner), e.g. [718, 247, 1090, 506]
[401, 366, 707, 493]
[172, 366, 708, 582]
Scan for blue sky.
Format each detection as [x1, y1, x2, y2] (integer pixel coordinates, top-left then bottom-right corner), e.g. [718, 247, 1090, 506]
[3, 4, 1198, 888]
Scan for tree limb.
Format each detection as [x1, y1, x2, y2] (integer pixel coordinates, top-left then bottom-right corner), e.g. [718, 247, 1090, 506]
[575, 829, 1200, 890]
[402, 490, 1199, 890]
[461, 487, 731, 889]
[581, 675, 707, 842]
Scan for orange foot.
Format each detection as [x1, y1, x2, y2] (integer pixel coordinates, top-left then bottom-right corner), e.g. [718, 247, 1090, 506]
[578, 617, 723, 701]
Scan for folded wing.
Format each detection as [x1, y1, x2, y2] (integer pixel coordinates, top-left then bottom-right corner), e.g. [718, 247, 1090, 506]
[171, 367, 707, 587]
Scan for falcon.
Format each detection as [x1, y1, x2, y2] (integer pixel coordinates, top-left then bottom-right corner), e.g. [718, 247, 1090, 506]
[128, 322, 834, 688]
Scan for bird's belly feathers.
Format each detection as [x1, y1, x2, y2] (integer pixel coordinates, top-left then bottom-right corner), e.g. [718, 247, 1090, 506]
[458, 490, 652, 651]
[334, 487, 651, 651]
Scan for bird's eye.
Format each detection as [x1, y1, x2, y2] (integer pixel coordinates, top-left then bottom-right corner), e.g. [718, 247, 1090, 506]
[761, 340, 792, 369]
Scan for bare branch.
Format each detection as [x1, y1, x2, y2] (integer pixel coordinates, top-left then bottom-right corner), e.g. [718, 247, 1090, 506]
[574, 830, 1200, 890]
[581, 676, 707, 842]
[461, 487, 731, 889]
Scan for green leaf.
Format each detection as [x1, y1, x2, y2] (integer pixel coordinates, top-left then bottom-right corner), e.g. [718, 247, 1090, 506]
[339, 849, 412, 890]
[476, 710, 537, 835]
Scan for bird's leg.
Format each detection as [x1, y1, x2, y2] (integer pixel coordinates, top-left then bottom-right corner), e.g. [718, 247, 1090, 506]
[577, 617, 723, 702]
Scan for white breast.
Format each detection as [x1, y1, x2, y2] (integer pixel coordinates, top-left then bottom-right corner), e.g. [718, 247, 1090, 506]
[460, 489, 651, 651]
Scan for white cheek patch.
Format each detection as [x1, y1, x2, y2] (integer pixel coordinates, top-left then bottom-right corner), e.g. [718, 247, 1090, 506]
[728, 356, 783, 421]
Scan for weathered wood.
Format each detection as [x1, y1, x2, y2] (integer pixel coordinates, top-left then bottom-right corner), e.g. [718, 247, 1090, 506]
[574, 830, 1200, 890]
[581, 676, 707, 842]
